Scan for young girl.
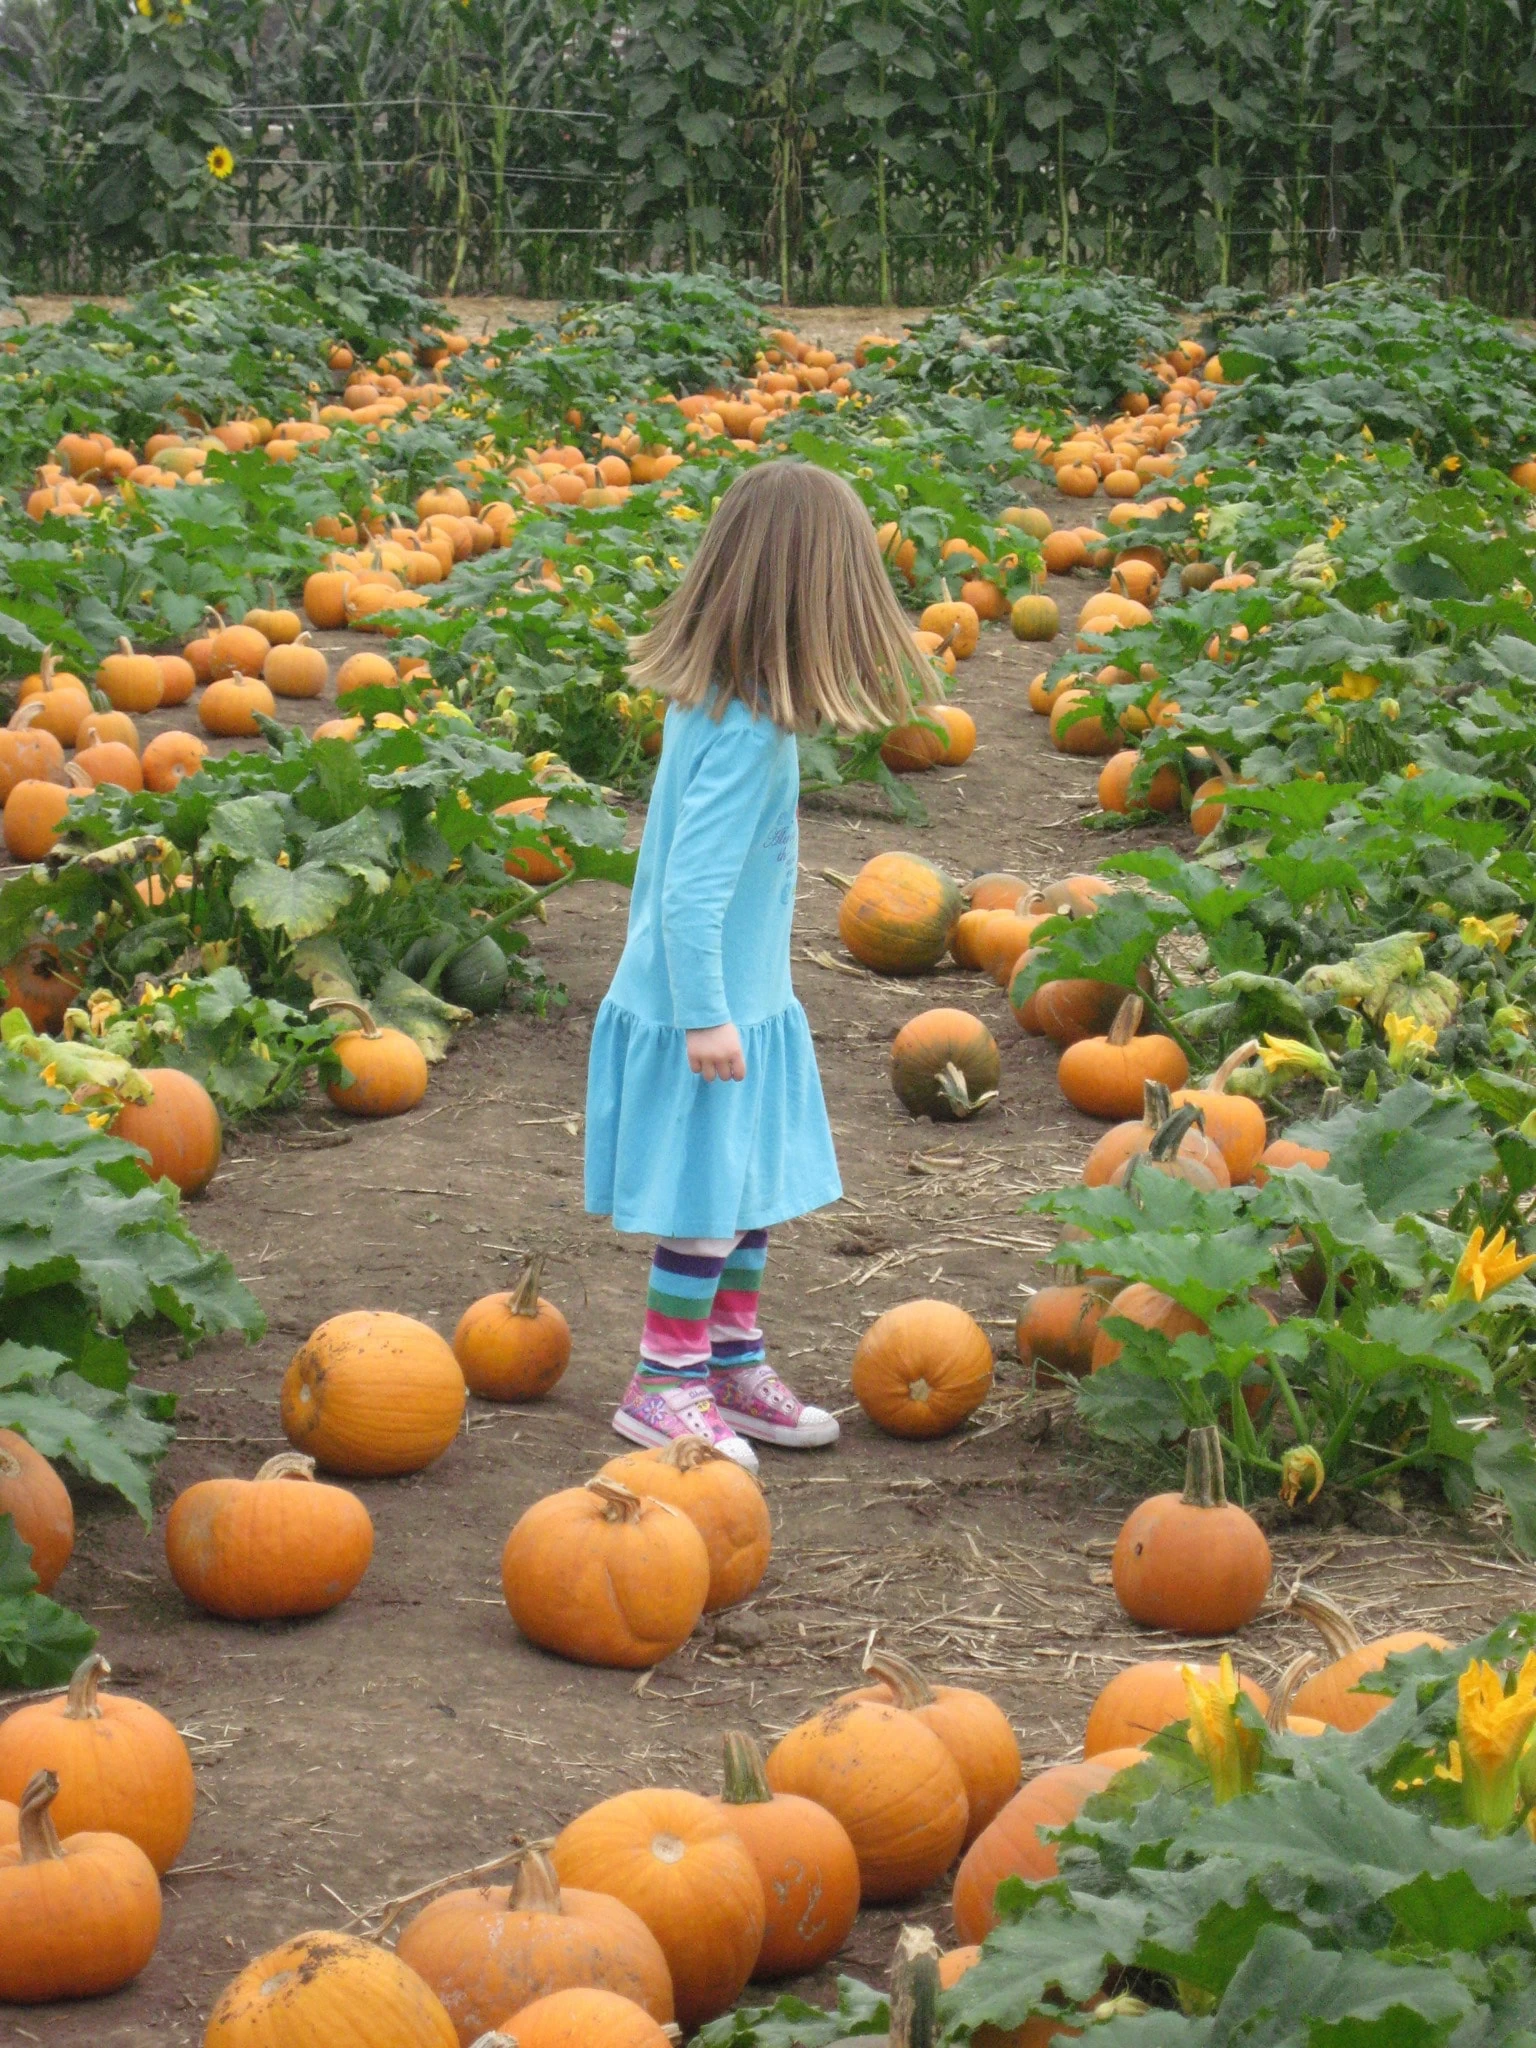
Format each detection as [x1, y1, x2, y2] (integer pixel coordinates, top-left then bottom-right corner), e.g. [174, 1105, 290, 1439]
[584, 460, 927, 1471]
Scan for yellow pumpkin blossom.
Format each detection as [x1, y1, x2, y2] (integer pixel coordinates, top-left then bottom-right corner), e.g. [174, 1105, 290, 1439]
[1182, 1655, 1261, 1804]
[1279, 1445, 1326, 1507]
[206, 146, 235, 181]
[1327, 516, 1346, 540]
[1329, 670, 1379, 702]
[1383, 1011, 1438, 1071]
[1448, 1224, 1536, 1305]
[1460, 913, 1523, 953]
[1455, 1655, 1536, 1833]
[1256, 1033, 1335, 1080]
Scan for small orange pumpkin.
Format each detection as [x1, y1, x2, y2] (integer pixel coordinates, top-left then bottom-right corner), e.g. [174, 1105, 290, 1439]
[94, 638, 164, 714]
[164, 1452, 374, 1620]
[282, 1310, 465, 1478]
[453, 1257, 572, 1400]
[3, 779, 72, 861]
[965, 872, 1031, 913]
[842, 1646, 1020, 1847]
[1097, 748, 1179, 815]
[263, 634, 329, 698]
[110, 1067, 221, 1195]
[72, 740, 143, 793]
[597, 1436, 770, 1614]
[851, 1299, 993, 1439]
[1286, 1582, 1449, 1731]
[209, 620, 271, 678]
[890, 1008, 1000, 1121]
[1084, 1659, 1269, 1756]
[950, 1753, 1145, 1943]
[200, 675, 276, 737]
[141, 730, 207, 792]
[1016, 1285, 1109, 1378]
[1057, 994, 1188, 1119]
[206, 1930, 458, 2046]
[317, 997, 429, 1117]
[1173, 1042, 1269, 1184]
[1112, 1425, 1272, 1635]
[1083, 1080, 1227, 1189]
[838, 853, 963, 975]
[0, 720, 67, 801]
[709, 1730, 860, 1976]
[154, 653, 197, 704]
[0, 1429, 73, 1592]
[495, 1988, 671, 2048]
[1, 939, 79, 1033]
[0, 1769, 162, 2002]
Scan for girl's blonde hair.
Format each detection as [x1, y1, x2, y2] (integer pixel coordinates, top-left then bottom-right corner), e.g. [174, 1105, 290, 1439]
[628, 461, 929, 734]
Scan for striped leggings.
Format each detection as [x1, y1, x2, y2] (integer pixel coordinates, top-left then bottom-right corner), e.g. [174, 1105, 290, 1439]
[638, 1230, 768, 1381]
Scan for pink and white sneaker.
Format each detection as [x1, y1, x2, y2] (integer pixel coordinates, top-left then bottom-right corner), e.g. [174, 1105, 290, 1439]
[612, 1371, 759, 1472]
[709, 1363, 840, 1448]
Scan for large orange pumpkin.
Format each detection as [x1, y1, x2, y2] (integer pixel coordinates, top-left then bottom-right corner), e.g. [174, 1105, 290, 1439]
[710, 1729, 860, 1976]
[0, 1769, 163, 2003]
[206, 1930, 458, 2047]
[597, 1436, 770, 1614]
[1083, 1659, 1269, 1756]
[396, 1848, 674, 2043]
[1287, 1582, 1448, 1731]
[1057, 994, 1188, 1119]
[838, 853, 963, 974]
[0, 1652, 195, 1874]
[890, 1008, 1000, 1121]
[1112, 1426, 1272, 1635]
[1016, 1286, 1108, 1379]
[110, 1067, 222, 1195]
[503, 1477, 710, 1666]
[950, 1751, 1145, 1943]
[495, 1988, 671, 2048]
[141, 730, 207, 792]
[765, 1698, 967, 1901]
[3, 779, 72, 861]
[1090, 1281, 1208, 1372]
[842, 1647, 1020, 1847]
[1173, 1042, 1269, 1184]
[0, 1429, 74, 1592]
[552, 1786, 766, 2031]
[851, 1300, 994, 1439]
[164, 1452, 373, 1620]
[281, 1310, 466, 1477]
[453, 1257, 572, 1400]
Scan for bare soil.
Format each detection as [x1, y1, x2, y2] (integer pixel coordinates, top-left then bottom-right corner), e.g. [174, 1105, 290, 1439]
[9, 486, 1536, 2048]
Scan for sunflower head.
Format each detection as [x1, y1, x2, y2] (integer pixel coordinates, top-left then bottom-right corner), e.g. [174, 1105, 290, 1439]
[206, 146, 235, 181]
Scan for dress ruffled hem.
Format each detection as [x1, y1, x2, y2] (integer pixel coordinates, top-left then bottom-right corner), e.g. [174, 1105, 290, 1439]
[584, 996, 842, 1238]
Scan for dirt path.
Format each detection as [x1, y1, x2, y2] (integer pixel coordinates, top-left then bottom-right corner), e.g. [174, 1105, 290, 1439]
[13, 499, 1536, 2045]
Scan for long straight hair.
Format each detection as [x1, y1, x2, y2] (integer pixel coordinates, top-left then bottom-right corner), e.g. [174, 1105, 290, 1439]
[628, 461, 929, 734]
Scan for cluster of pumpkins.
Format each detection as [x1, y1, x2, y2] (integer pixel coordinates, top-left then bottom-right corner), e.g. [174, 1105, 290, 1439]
[1011, 336, 1221, 500]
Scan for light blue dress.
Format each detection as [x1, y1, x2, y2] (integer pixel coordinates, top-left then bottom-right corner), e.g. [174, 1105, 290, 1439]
[584, 694, 842, 1239]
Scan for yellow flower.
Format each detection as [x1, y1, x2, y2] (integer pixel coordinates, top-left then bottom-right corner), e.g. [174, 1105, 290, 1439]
[1329, 670, 1379, 702]
[85, 1110, 111, 1130]
[1326, 516, 1346, 540]
[136, 0, 152, 13]
[39, 1062, 58, 1088]
[1460, 913, 1523, 953]
[1303, 689, 1328, 719]
[1442, 453, 1462, 473]
[1456, 1655, 1536, 1833]
[1279, 1445, 1325, 1507]
[1448, 1224, 1536, 1305]
[1495, 1004, 1531, 1038]
[1182, 1654, 1261, 1804]
[1404, 763, 1422, 779]
[1382, 1011, 1437, 1071]
[206, 146, 235, 181]
[1256, 1033, 1334, 1080]
[139, 982, 165, 1007]
[668, 506, 700, 522]
[456, 788, 473, 810]
[1360, 424, 1374, 442]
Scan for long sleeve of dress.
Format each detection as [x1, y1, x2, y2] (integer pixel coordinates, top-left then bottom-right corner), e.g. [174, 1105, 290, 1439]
[660, 713, 780, 1028]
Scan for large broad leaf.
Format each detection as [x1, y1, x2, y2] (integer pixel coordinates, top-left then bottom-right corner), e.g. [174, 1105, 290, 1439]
[1009, 893, 1186, 1002]
[0, 1513, 97, 1688]
[229, 859, 355, 939]
[941, 1887, 1152, 2034]
[1212, 1926, 1473, 2046]
[1294, 1084, 1497, 1222]
[693, 1977, 887, 2045]
[198, 794, 289, 862]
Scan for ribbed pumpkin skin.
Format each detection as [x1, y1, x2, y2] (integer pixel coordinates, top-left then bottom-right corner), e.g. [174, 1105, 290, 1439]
[765, 1699, 968, 1902]
[1016, 1286, 1108, 1378]
[965, 873, 1031, 913]
[950, 1753, 1143, 1943]
[890, 1009, 1000, 1121]
[0, 1658, 196, 1874]
[852, 1300, 994, 1439]
[453, 1291, 572, 1400]
[164, 1463, 374, 1620]
[396, 1873, 674, 2043]
[596, 1443, 771, 1614]
[502, 1483, 710, 1666]
[1173, 1086, 1268, 1184]
[111, 1068, 222, 1195]
[498, 1987, 672, 2048]
[1021, 976, 1127, 1047]
[552, 1788, 765, 2032]
[838, 853, 963, 974]
[1252, 1137, 1331, 1184]
[709, 1788, 860, 1976]
[0, 1798, 15, 1847]
[0, 1428, 73, 1591]
[1058, 1028, 1188, 1119]
[281, 1311, 466, 1477]
[1112, 1488, 1271, 1636]
[1083, 1660, 1269, 1756]
[205, 1930, 459, 2048]
[0, 1812, 162, 2002]
[1090, 1283, 1207, 1372]
[842, 1676, 1021, 1848]
[1291, 1633, 1448, 1731]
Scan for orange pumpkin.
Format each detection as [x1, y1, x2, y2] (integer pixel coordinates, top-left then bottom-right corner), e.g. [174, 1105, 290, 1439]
[0, 1652, 196, 1874]
[838, 853, 963, 974]
[951, 909, 1002, 971]
[1084, 1659, 1269, 1756]
[917, 596, 980, 659]
[3, 779, 72, 861]
[503, 1477, 710, 1667]
[95, 638, 164, 714]
[766, 1698, 967, 1902]
[934, 703, 977, 764]
[880, 714, 946, 773]
[282, 1310, 465, 1478]
[73, 709, 139, 755]
[0, 1769, 163, 2003]
[164, 1452, 373, 1620]
[318, 998, 429, 1117]
[842, 1647, 1020, 1847]
[1049, 689, 1119, 757]
[206, 1930, 458, 2047]
[396, 1848, 674, 2042]
[209, 620, 271, 678]
[972, 909, 1047, 985]
[154, 653, 197, 705]
[72, 741, 143, 793]
[1108, 1100, 1229, 1193]
[709, 1730, 860, 1976]
[1112, 1425, 1272, 1635]
[496, 1988, 672, 2048]
[965, 872, 1031, 913]
[1057, 994, 1188, 1119]
[1083, 1080, 1227, 1189]
[597, 1436, 770, 1614]
[263, 635, 329, 698]
[0, 720, 67, 802]
[111, 1068, 222, 1195]
[1010, 959, 1128, 1048]
[1090, 1281, 1207, 1373]
[1016, 1285, 1109, 1378]
[851, 1299, 994, 1439]
[1287, 1583, 1449, 1731]
[497, 795, 576, 886]
[890, 1008, 1000, 1121]
[1009, 594, 1059, 642]
[141, 730, 207, 792]
[1097, 749, 1180, 815]
[200, 675, 276, 736]
[552, 1786, 765, 2031]
[452, 1257, 571, 1400]
[1252, 1134, 1331, 1183]
[950, 1752, 1145, 1943]
[0, 1430, 73, 1592]
[1, 940, 79, 1033]
[1173, 1042, 1269, 1184]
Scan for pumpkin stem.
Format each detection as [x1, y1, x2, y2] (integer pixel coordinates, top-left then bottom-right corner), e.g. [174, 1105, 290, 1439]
[254, 1452, 318, 1484]
[889, 1924, 940, 2048]
[1181, 1425, 1230, 1511]
[115, 636, 135, 658]
[1265, 1651, 1318, 1734]
[64, 1650, 109, 1720]
[65, 762, 93, 789]
[308, 996, 381, 1039]
[821, 868, 855, 891]
[17, 1770, 66, 1863]
[656, 1433, 731, 1473]
[584, 1477, 644, 1524]
[467, 2035, 518, 2048]
[509, 1256, 546, 1317]
[1148, 1102, 1205, 1163]
[934, 1060, 997, 1121]
[1105, 993, 1145, 1047]
[720, 1730, 775, 1806]
[9, 700, 47, 731]
[1319, 1085, 1345, 1122]
[1142, 1078, 1173, 1130]
[860, 1646, 938, 1710]
[39, 648, 54, 689]
[1284, 1578, 1364, 1659]
[1206, 1039, 1262, 1094]
[508, 1847, 564, 1915]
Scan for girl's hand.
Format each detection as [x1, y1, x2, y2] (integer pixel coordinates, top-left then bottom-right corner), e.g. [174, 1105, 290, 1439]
[687, 1023, 746, 1082]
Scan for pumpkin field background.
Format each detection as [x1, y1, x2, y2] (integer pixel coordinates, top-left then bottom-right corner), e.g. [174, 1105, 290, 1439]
[7, 235, 1536, 2043]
